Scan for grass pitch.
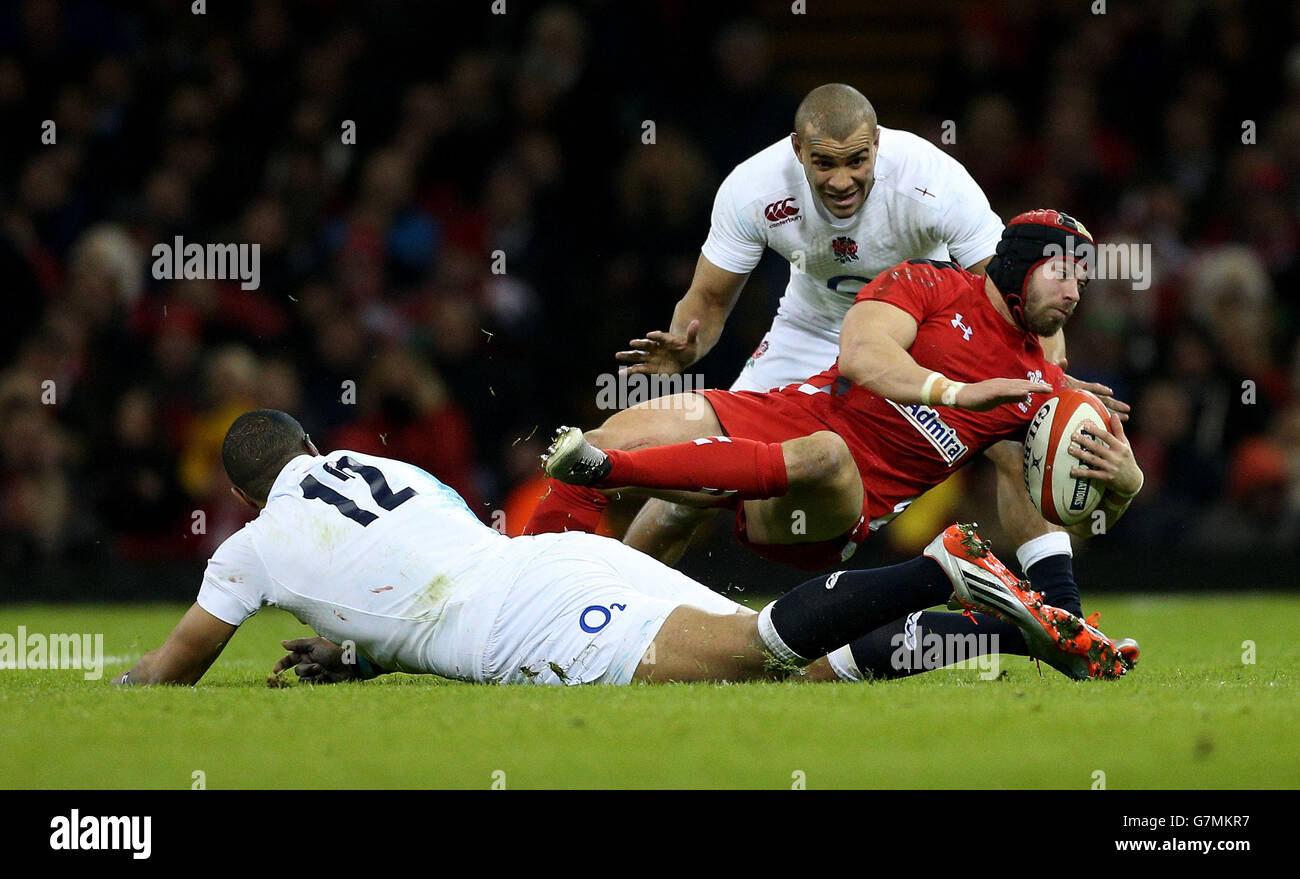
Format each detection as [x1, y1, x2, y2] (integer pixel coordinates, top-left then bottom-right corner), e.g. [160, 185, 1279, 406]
[1, 595, 1296, 789]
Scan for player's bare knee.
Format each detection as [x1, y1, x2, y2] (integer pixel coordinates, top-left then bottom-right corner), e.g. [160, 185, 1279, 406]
[585, 418, 637, 451]
[783, 431, 855, 489]
[584, 425, 613, 449]
[585, 401, 713, 453]
[650, 498, 711, 528]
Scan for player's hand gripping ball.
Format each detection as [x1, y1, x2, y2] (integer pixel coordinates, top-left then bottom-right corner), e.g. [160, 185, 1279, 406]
[1023, 388, 1111, 526]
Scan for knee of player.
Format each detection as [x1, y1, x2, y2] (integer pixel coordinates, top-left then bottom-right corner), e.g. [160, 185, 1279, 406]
[984, 441, 1022, 475]
[586, 411, 651, 450]
[584, 424, 624, 451]
[784, 431, 856, 487]
[652, 498, 712, 528]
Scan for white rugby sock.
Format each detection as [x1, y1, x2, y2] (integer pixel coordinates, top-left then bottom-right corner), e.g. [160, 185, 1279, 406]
[826, 644, 863, 682]
[757, 600, 812, 666]
[1015, 530, 1072, 572]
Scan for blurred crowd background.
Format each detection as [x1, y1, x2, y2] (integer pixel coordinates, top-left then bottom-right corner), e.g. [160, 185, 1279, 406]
[1, 0, 1298, 592]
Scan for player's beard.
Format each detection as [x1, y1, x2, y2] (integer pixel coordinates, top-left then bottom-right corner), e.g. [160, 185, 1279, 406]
[1028, 309, 1069, 336]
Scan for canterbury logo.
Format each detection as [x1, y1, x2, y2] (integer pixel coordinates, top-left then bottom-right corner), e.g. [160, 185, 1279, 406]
[764, 197, 800, 221]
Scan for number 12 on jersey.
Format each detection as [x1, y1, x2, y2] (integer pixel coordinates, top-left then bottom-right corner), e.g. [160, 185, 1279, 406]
[300, 456, 416, 526]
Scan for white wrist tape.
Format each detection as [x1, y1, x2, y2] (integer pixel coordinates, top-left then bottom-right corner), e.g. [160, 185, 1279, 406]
[940, 381, 966, 407]
[920, 372, 944, 406]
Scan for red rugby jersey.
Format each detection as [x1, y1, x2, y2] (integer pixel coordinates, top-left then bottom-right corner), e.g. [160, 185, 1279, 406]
[798, 259, 1068, 521]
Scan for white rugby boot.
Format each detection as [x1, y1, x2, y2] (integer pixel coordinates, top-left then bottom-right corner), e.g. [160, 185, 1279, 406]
[541, 426, 613, 486]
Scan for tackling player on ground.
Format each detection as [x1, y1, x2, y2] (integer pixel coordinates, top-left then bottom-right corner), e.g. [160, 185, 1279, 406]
[112, 410, 1134, 689]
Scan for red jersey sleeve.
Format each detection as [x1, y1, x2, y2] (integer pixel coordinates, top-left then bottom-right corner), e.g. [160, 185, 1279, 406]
[854, 260, 964, 325]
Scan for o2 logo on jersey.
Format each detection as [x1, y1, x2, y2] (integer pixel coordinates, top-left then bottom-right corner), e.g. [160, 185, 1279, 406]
[579, 603, 627, 633]
[827, 274, 872, 295]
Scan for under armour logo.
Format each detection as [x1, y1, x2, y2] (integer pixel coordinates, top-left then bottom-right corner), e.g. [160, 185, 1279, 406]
[951, 313, 973, 340]
[825, 570, 842, 589]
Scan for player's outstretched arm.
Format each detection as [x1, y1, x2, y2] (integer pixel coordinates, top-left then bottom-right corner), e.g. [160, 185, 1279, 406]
[112, 603, 237, 686]
[615, 254, 748, 375]
[838, 301, 1052, 410]
[269, 637, 387, 684]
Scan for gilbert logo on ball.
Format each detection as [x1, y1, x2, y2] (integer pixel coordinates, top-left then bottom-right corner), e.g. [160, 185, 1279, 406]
[1023, 388, 1110, 526]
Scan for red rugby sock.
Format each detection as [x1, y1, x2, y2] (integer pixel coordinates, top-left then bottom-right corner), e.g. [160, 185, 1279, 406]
[602, 436, 789, 499]
[522, 480, 609, 534]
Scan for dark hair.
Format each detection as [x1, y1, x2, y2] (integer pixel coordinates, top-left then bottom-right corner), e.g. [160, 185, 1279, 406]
[221, 409, 310, 502]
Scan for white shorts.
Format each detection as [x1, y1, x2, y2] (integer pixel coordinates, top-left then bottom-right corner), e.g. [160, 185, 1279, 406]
[427, 532, 748, 686]
[730, 315, 841, 393]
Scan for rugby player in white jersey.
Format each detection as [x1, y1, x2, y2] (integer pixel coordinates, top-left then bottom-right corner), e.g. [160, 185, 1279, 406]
[601, 83, 1128, 621]
[111, 410, 1123, 687]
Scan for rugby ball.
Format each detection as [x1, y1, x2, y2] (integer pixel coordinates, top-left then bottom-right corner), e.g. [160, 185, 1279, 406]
[1023, 389, 1111, 526]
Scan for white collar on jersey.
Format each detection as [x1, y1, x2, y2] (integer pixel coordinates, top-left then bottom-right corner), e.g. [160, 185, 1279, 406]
[266, 453, 318, 502]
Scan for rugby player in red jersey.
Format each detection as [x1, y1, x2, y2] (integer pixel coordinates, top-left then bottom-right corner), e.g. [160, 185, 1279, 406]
[601, 86, 1128, 633]
[526, 210, 1143, 681]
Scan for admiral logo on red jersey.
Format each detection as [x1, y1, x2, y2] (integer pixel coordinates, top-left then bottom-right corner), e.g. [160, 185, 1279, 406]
[764, 197, 800, 225]
[886, 401, 969, 465]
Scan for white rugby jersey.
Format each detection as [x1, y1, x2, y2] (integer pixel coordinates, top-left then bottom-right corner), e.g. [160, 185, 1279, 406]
[197, 451, 510, 674]
[701, 127, 1003, 337]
